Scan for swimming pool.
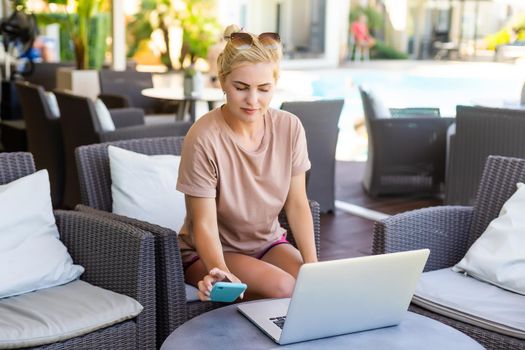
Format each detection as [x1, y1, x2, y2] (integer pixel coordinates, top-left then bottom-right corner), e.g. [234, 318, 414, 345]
[312, 66, 523, 120]
[284, 62, 525, 160]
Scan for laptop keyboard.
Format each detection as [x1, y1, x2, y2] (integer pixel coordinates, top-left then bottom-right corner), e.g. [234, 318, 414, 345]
[269, 316, 286, 329]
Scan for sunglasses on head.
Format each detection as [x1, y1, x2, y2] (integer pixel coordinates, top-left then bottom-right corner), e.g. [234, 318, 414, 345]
[224, 32, 281, 50]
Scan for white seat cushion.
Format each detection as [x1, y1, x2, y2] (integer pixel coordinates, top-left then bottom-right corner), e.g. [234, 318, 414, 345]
[413, 268, 525, 339]
[44, 92, 60, 119]
[363, 86, 391, 118]
[0, 280, 143, 349]
[185, 283, 200, 302]
[94, 99, 116, 132]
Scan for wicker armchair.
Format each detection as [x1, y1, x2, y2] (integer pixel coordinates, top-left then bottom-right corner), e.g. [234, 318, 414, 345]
[358, 85, 454, 196]
[445, 105, 525, 205]
[98, 69, 177, 115]
[73, 136, 321, 345]
[373, 155, 525, 350]
[0, 153, 156, 350]
[15, 81, 65, 208]
[54, 90, 191, 209]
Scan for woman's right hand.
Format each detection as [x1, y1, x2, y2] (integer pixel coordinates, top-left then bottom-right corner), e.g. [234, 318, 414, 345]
[197, 267, 244, 301]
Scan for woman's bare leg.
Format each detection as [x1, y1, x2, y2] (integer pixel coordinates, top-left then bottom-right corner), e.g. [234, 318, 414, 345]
[260, 243, 304, 278]
[185, 251, 298, 300]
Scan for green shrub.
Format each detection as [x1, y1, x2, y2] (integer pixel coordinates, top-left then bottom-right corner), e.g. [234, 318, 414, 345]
[349, 5, 383, 34]
[371, 40, 408, 59]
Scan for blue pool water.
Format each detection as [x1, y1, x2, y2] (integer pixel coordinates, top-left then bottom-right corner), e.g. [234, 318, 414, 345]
[309, 68, 524, 129]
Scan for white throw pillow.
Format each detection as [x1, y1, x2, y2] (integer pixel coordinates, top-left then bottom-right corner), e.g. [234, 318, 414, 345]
[364, 86, 391, 118]
[0, 170, 84, 299]
[94, 99, 116, 132]
[109, 146, 186, 233]
[44, 92, 60, 119]
[453, 182, 525, 295]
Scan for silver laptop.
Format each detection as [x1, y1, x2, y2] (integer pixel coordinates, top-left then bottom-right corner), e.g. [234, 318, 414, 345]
[237, 249, 429, 345]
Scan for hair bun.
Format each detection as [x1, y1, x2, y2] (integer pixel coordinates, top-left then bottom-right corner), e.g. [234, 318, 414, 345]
[223, 24, 242, 38]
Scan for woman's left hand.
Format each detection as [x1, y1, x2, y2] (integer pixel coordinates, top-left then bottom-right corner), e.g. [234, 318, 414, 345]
[197, 267, 244, 301]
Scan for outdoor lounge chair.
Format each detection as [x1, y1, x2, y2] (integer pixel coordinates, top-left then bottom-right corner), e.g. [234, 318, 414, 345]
[280, 99, 344, 213]
[0, 152, 156, 350]
[54, 90, 191, 209]
[74, 136, 322, 346]
[15, 81, 65, 208]
[23, 62, 75, 91]
[98, 69, 177, 114]
[359, 85, 454, 196]
[445, 105, 525, 205]
[373, 155, 525, 350]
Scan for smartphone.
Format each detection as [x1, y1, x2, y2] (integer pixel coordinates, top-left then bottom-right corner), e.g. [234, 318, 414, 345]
[209, 282, 247, 302]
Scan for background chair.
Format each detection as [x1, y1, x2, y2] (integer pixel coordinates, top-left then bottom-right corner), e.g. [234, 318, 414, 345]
[98, 69, 175, 114]
[445, 105, 525, 205]
[54, 90, 191, 209]
[23, 62, 75, 91]
[373, 155, 525, 350]
[0, 152, 156, 350]
[359, 85, 454, 196]
[280, 99, 344, 213]
[0, 119, 26, 152]
[74, 136, 321, 346]
[15, 81, 65, 208]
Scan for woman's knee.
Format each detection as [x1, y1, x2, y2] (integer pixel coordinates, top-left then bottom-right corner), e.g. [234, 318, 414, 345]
[265, 274, 296, 298]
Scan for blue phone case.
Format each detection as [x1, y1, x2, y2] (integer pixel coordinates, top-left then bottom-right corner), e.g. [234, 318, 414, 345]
[210, 282, 247, 302]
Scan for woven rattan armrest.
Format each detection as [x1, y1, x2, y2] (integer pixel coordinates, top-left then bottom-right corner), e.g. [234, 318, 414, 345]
[100, 122, 191, 142]
[278, 200, 321, 258]
[373, 206, 473, 271]
[75, 204, 187, 337]
[54, 209, 156, 350]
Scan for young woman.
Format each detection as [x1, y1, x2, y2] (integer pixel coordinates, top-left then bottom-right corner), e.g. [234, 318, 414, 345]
[177, 25, 317, 301]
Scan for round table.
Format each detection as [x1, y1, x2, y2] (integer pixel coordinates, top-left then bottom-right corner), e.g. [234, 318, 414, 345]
[161, 304, 484, 350]
[141, 87, 224, 122]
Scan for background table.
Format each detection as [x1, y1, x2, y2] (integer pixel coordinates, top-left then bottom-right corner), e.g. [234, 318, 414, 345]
[142, 87, 224, 122]
[161, 303, 484, 350]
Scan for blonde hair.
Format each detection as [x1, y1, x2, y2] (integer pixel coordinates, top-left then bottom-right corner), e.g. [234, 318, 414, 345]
[217, 24, 282, 83]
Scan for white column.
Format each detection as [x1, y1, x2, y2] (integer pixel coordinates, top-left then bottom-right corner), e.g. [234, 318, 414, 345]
[111, 0, 126, 71]
[412, 0, 426, 59]
[384, 0, 409, 53]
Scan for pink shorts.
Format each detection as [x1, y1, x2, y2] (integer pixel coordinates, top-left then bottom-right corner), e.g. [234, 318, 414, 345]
[183, 233, 290, 270]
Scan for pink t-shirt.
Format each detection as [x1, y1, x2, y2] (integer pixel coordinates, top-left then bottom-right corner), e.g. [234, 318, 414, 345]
[176, 107, 310, 262]
[352, 21, 371, 42]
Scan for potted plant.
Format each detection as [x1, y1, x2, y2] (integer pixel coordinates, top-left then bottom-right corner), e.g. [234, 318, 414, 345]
[34, 0, 109, 98]
[127, 0, 220, 71]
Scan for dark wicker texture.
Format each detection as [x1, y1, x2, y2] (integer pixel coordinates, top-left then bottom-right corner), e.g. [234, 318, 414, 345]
[445, 105, 525, 205]
[279, 200, 321, 259]
[359, 85, 454, 196]
[75, 136, 322, 345]
[373, 206, 474, 271]
[53, 90, 191, 209]
[0, 153, 156, 350]
[0, 152, 35, 183]
[373, 155, 525, 350]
